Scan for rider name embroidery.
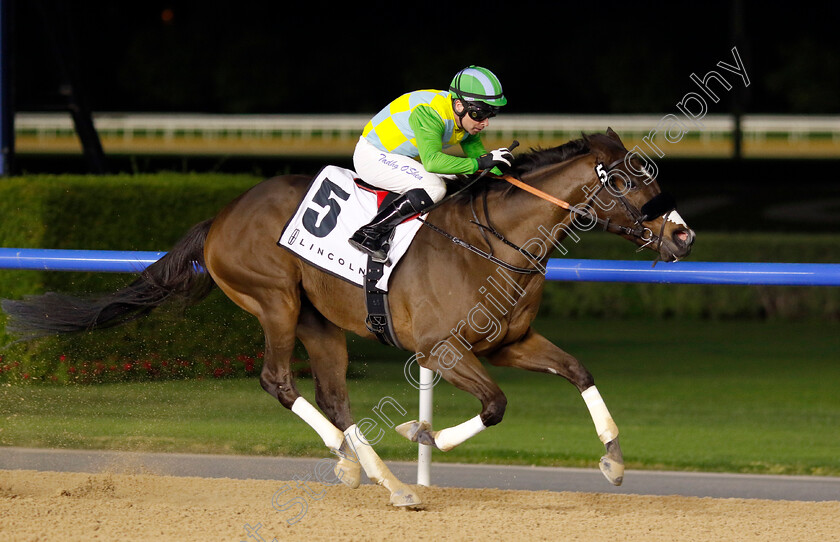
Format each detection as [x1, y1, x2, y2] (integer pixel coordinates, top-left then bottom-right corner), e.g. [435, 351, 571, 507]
[377, 154, 424, 180]
[378, 154, 399, 170]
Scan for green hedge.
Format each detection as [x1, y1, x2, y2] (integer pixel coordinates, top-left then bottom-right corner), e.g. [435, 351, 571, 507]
[1, 174, 838, 384]
[0, 173, 269, 384]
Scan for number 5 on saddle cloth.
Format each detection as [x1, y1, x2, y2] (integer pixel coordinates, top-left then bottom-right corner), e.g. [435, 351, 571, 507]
[277, 165, 426, 348]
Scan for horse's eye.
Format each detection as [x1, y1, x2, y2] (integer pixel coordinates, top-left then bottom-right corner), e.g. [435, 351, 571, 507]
[609, 177, 637, 192]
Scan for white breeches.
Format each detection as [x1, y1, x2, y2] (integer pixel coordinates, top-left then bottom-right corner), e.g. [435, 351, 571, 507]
[353, 137, 451, 203]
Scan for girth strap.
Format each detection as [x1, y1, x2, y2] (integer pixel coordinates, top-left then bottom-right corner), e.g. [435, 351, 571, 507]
[363, 256, 404, 348]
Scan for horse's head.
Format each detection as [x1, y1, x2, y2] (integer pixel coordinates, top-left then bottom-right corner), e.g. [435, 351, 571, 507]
[576, 129, 695, 262]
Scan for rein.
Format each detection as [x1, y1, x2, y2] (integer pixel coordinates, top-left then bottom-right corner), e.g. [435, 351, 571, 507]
[501, 166, 653, 243]
[500, 157, 676, 255]
[418, 154, 674, 273]
[417, 217, 542, 274]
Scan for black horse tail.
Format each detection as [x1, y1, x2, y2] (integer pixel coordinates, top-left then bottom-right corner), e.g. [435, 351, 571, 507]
[1, 219, 216, 340]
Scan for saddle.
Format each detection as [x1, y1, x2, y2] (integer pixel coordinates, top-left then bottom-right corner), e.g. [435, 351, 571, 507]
[355, 179, 402, 208]
[354, 179, 424, 226]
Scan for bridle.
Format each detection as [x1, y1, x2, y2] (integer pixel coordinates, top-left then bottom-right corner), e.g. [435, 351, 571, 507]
[417, 154, 678, 274]
[502, 156, 677, 254]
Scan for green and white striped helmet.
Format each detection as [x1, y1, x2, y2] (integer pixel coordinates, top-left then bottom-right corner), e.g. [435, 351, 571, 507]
[449, 66, 507, 107]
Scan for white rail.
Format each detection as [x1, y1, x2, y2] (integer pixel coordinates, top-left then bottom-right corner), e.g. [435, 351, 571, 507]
[13, 113, 840, 157]
[15, 112, 840, 137]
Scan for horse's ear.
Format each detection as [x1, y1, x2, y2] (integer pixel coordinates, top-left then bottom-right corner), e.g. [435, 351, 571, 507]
[606, 127, 623, 145]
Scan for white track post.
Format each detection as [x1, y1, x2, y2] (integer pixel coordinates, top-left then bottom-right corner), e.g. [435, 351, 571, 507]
[417, 366, 434, 486]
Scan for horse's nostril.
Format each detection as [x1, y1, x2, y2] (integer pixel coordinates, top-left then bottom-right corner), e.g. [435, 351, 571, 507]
[674, 230, 689, 244]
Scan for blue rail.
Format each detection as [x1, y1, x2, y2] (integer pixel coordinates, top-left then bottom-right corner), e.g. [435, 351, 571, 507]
[0, 248, 165, 273]
[1, 248, 840, 286]
[545, 259, 840, 287]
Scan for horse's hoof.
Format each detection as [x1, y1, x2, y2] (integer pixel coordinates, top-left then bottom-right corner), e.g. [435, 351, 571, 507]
[395, 419, 426, 440]
[334, 456, 361, 489]
[395, 420, 438, 447]
[599, 437, 624, 486]
[599, 455, 624, 486]
[390, 486, 423, 508]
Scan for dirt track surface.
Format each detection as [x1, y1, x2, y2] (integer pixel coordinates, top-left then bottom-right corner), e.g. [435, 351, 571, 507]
[2, 469, 839, 542]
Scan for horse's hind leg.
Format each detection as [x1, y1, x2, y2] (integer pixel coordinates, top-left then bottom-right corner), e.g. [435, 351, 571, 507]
[486, 327, 624, 486]
[255, 293, 348, 458]
[295, 303, 360, 489]
[296, 302, 421, 507]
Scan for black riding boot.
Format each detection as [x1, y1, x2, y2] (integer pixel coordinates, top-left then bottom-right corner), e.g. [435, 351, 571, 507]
[349, 188, 434, 263]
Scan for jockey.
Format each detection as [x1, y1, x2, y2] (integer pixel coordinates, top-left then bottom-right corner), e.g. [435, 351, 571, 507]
[349, 65, 513, 263]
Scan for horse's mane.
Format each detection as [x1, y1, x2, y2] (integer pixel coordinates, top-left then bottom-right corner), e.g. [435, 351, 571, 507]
[508, 137, 591, 177]
[448, 136, 593, 203]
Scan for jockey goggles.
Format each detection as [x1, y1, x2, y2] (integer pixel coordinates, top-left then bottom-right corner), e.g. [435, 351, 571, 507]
[464, 101, 499, 122]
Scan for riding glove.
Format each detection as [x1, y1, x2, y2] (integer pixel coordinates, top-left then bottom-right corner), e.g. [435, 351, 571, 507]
[476, 147, 513, 172]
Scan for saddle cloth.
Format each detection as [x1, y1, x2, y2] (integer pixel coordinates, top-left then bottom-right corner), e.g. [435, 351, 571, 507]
[277, 165, 425, 291]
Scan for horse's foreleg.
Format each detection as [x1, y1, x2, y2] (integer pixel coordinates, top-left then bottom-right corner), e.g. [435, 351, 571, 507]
[487, 328, 624, 486]
[581, 386, 623, 485]
[396, 348, 506, 452]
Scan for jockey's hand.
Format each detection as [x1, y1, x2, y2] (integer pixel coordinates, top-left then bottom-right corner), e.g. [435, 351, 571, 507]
[477, 147, 513, 172]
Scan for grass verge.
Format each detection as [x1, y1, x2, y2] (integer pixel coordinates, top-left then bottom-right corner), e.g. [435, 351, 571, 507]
[2, 318, 838, 476]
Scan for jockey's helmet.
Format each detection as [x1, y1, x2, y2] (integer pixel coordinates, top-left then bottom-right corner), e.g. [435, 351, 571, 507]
[449, 66, 507, 121]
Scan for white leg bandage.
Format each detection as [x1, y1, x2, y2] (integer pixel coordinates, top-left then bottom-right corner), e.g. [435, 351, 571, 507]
[434, 415, 487, 452]
[291, 397, 344, 451]
[581, 386, 619, 443]
[345, 424, 422, 507]
[345, 424, 388, 485]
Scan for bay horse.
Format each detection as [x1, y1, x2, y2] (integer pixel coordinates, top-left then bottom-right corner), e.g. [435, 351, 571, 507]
[2, 129, 694, 507]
